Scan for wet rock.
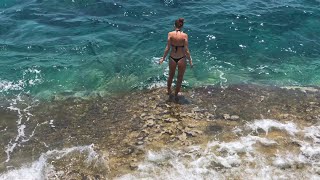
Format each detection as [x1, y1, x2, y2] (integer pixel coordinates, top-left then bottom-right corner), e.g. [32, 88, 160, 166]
[180, 113, 188, 118]
[136, 141, 144, 145]
[162, 128, 173, 135]
[164, 117, 178, 123]
[102, 106, 108, 112]
[306, 108, 313, 112]
[280, 114, 289, 119]
[314, 167, 320, 175]
[145, 120, 155, 127]
[206, 113, 215, 120]
[129, 162, 139, 170]
[230, 115, 240, 121]
[184, 127, 202, 137]
[187, 124, 196, 128]
[207, 125, 223, 134]
[137, 137, 144, 141]
[223, 114, 231, 120]
[192, 107, 207, 113]
[145, 115, 156, 120]
[309, 102, 317, 105]
[140, 113, 147, 117]
[178, 133, 187, 141]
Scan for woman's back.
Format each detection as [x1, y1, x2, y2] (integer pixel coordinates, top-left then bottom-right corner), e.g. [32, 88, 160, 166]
[169, 31, 187, 56]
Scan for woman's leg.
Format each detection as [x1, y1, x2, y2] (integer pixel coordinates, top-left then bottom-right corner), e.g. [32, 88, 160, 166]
[175, 58, 187, 97]
[167, 58, 177, 94]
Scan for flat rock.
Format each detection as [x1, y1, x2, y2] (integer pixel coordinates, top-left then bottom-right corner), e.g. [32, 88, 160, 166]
[223, 114, 230, 120]
[178, 133, 187, 141]
[145, 120, 155, 127]
[129, 162, 139, 170]
[230, 115, 240, 121]
[136, 141, 144, 145]
[164, 117, 178, 123]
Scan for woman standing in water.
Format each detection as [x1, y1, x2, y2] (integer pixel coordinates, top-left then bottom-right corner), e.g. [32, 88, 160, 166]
[159, 18, 193, 101]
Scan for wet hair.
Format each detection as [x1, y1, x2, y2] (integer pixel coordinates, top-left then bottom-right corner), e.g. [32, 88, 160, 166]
[175, 18, 184, 28]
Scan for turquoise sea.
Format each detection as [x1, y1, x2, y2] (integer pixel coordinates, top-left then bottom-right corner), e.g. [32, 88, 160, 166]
[1, 0, 320, 98]
[1, 0, 320, 179]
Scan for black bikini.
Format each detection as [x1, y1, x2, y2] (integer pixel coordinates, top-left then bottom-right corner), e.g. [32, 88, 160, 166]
[170, 55, 185, 63]
[170, 29, 186, 63]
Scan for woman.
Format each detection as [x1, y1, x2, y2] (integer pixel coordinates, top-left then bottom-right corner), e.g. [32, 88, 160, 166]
[159, 18, 193, 101]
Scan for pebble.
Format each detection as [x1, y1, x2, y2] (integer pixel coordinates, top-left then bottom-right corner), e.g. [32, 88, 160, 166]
[145, 120, 155, 127]
[103, 106, 108, 112]
[178, 133, 187, 141]
[230, 115, 240, 121]
[136, 141, 144, 145]
[164, 118, 178, 123]
[223, 114, 230, 120]
[130, 162, 139, 170]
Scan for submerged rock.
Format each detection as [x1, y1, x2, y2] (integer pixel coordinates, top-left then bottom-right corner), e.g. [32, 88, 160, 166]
[230, 115, 240, 121]
[223, 114, 231, 120]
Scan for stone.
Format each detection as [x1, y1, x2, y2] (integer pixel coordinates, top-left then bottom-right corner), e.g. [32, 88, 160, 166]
[230, 115, 240, 121]
[146, 115, 156, 120]
[180, 113, 188, 118]
[206, 113, 215, 120]
[192, 107, 207, 113]
[164, 118, 178, 123]
[145, 120, 155, 127]
[223, 114, 230, 120]
[103, 106, 108, 112]
[136, 141, 144, 145]
[185, 130, 197, 137]
[178, 133, 187, 141]
[130, 162, 139, 170]
[281, 114, 289, 119]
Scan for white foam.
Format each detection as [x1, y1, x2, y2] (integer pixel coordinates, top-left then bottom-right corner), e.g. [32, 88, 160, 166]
[303, 126, 320, 144]
[247, 119, 298, 135]
[0, 145, 104, 180]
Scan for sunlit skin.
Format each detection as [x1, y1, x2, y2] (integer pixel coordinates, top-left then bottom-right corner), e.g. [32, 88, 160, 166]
[159, 19, 193, 101]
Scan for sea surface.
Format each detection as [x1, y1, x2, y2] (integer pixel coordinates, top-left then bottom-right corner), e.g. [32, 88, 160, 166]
[1, 0, 320, 179]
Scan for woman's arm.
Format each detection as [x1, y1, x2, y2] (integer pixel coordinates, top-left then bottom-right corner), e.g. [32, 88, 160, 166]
[184, 35, 193, 68]
[159, 33, 171, 64]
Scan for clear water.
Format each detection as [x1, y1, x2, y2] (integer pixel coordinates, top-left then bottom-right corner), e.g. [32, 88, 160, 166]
[1, 0, 320, 98]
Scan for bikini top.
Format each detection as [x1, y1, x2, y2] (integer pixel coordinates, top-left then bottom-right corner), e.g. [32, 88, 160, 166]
[171, 30, 185, 53]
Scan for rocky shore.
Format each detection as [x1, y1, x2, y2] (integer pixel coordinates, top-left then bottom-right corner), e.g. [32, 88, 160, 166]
[1, 84, 320, 179]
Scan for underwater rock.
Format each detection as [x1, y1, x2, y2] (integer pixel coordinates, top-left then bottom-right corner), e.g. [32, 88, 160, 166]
[223, 114, 231, 120]
[103, 106, 108, 112]
[230, 115, 240, 121]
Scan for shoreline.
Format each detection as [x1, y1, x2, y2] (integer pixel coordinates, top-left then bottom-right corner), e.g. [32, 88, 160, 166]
[1, 84, 320, 178]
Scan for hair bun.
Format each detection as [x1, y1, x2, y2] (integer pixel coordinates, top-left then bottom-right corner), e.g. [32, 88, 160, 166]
[175, 18, 185, 28]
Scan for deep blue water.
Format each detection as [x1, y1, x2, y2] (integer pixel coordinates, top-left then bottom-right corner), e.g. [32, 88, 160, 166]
[1, 0, 320, 98]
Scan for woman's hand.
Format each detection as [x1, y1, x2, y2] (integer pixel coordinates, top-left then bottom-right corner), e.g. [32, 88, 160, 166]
[159, 57, 165, 64]
[189, 60, 193, 68]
